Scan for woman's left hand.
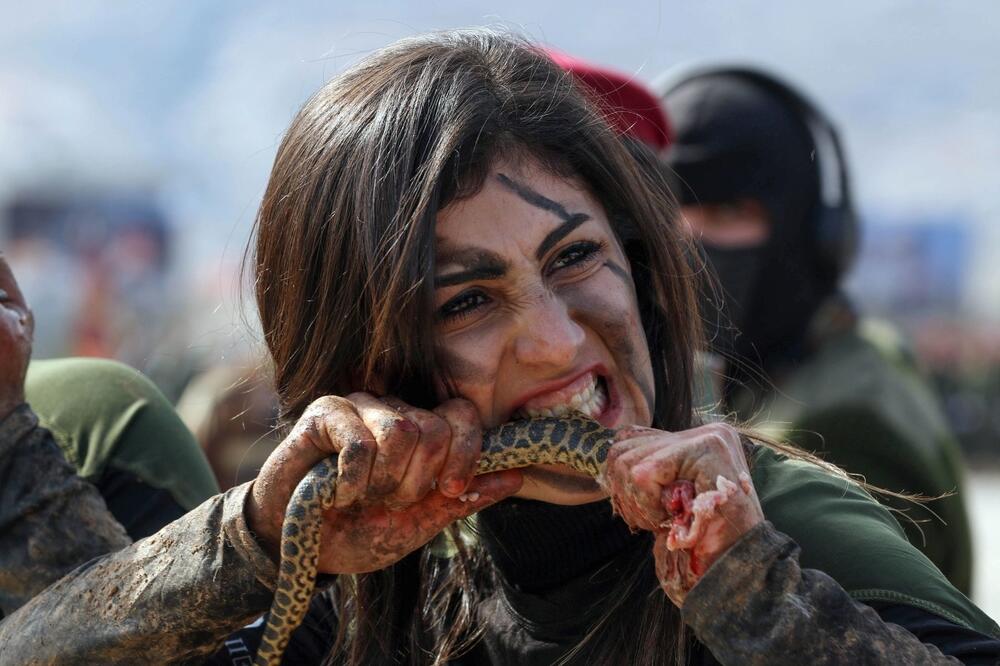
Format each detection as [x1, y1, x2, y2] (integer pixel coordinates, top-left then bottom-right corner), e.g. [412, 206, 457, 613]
[602, 422, 763, 607]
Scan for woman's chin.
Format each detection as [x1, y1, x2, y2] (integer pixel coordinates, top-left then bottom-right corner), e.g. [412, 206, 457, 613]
[512, 465, 609, 505]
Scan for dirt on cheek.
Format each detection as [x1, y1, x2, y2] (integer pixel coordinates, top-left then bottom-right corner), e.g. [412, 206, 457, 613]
[436, 347, 497, 388]
[568, 283, 655, 417]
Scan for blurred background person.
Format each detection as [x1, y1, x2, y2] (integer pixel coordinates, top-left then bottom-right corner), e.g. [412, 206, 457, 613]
[176, 364, 279, 491]
[0, 254, 218, 619]
[545, 48, 672, 158]
[659, 66, 974, 593]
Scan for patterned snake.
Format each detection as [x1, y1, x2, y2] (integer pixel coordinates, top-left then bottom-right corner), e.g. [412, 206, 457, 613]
[254, 415, 616, 666]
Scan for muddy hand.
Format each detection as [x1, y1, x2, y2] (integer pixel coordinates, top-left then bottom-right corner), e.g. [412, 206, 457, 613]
[248, 394, 522, 574]
[603, 422, 763, 607]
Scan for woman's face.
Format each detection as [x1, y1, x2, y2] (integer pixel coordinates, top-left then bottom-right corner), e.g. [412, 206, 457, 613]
[433, 156, 655, 504]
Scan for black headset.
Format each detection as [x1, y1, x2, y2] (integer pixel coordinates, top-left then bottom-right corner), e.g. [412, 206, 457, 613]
[656, 64, 860, 281]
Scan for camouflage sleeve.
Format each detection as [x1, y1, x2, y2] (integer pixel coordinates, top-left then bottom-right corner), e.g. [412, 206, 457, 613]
[682, 521, 960, 665]
[0, 465, 279, 664]
[0, 403, 131, 615]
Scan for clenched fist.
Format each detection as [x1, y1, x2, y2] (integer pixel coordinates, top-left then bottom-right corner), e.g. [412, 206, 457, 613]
[602, 422, 763, 606]
[247, 393, 522, 574]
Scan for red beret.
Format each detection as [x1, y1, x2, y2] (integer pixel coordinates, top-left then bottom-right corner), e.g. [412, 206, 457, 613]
[545, 48, 672, 152]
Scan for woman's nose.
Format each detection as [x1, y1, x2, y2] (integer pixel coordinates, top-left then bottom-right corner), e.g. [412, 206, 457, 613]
[513, 294, 586, 369]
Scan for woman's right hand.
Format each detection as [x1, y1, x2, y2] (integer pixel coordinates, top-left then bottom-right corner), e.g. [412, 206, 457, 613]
[247, 393, 522, 574]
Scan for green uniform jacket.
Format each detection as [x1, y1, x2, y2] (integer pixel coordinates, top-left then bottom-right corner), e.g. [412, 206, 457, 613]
[731, 318, 974, 594]
[25, 357, 219, 513]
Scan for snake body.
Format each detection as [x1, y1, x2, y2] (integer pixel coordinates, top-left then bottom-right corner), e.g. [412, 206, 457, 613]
[254, 416, 615, 666]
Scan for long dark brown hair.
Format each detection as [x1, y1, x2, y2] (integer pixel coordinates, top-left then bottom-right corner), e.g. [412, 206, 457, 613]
[252, 29, 706, 665]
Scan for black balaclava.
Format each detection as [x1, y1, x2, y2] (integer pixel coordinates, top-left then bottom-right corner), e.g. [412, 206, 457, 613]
[662, 73, 835, 393]
[477, 497, 642, 594]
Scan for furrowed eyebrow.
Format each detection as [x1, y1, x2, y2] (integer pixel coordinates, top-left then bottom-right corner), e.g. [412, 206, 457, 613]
[434, 246, 510, 288]
[434, 266, 506, 288]
[494, 173, 592, 260]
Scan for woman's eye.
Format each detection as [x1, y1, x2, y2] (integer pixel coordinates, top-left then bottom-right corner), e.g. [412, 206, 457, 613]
[438, 290, 490, 322]
[550, 240, 604, 272]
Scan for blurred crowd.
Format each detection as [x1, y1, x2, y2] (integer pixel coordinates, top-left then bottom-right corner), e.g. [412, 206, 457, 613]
[2, 194, 281, 491]
[4, 72, 998, 473]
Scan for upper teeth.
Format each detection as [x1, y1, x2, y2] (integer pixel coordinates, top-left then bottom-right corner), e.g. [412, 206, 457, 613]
[518, 376, 607, 420]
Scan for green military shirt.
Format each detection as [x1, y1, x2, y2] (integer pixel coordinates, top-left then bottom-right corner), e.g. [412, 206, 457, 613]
[25, 357, 219, 513]
[751, 445, 995, 637]
[730, 317, 974, 594]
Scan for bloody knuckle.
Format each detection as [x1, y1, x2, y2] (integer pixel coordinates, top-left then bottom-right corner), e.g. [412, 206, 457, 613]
[389, 415, 419, 438]
[340, 439, 373, 464]
[373, 417, 416, 449]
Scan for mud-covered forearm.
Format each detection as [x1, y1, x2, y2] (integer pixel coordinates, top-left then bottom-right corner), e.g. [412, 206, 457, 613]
[0, 404, 131, 614]
[682, 521, 959, 665]
[0, 480, 278, 665]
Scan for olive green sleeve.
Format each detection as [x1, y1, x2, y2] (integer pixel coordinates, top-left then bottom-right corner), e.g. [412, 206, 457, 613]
[787, 405, 973, 595]
[25, 358, 220, 511]
[752, 447, 998, 639]
[0, 482, 278, 665]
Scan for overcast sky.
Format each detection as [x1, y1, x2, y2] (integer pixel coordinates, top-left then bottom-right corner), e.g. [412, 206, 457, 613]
[1, 1, 998, 315]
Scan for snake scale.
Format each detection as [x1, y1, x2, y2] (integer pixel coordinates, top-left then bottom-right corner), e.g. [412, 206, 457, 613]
[254, 415, 615, 666]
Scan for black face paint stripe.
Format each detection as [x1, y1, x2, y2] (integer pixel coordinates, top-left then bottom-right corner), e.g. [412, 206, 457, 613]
[496, 173, 575, 220]
[603, 260, 633, 286]
[495, 173, 592, 259]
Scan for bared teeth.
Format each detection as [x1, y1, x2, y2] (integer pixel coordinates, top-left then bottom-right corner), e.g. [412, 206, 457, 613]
[521, 376, 607, 420]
